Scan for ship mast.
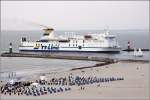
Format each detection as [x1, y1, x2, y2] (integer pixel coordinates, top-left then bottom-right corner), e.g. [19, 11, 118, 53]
[104, 26, 110, 35]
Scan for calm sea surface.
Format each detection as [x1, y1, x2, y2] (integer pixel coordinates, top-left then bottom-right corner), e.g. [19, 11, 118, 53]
[0, 57, 98, 80]
[0, 30, 149, 80]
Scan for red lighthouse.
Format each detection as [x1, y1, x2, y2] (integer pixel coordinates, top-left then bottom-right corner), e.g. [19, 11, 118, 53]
[127, 41, 131, 50]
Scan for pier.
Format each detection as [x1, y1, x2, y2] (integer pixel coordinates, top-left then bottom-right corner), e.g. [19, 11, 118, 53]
[0, 52, 116, 63]
[123, 48, 149, 52]
[1, 52, 149, 63]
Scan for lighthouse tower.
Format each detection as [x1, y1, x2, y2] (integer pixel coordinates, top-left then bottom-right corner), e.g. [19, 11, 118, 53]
[9, 42, 12, 53]
[127, 41, 131, 50]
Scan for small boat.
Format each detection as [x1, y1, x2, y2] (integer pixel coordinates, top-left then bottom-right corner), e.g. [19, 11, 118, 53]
[137, 48, 143, 57]
[133, 48, 143, 57]
[133, 48, 138, 56]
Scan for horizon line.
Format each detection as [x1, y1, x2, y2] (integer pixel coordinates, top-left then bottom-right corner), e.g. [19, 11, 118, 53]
[1, 28, 149, 31]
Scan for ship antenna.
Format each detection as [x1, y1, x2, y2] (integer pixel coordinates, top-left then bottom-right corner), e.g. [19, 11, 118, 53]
[104, 25, 109, 35]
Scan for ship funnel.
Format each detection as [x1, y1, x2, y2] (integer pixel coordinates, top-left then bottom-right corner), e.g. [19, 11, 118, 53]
[36, 24, 54, 36]
[40, 27, 55, 40]
[43, 28, 54, 36]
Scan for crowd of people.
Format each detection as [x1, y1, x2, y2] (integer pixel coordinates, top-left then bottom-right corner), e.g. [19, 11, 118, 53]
[0, 81, 71, 96]
[36, 74, 124, 86]
[0, 74, 124, 96]
[68, 75, 124, 86]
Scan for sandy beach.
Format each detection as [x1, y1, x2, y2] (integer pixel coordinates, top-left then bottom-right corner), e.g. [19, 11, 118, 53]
[1, 60, 149, 100]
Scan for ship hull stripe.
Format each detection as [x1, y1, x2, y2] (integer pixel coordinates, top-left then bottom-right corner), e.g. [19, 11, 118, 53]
[19, 49, 120, 53]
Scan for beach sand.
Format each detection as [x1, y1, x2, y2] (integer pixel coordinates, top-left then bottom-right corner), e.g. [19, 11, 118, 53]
[1, 61, 149, 100]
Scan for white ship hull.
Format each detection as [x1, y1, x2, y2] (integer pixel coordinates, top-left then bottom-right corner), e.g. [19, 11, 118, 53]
[19, 44, 121, 53]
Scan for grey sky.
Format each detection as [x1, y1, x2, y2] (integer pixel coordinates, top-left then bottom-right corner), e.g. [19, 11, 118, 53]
[1, 1, 149, 30]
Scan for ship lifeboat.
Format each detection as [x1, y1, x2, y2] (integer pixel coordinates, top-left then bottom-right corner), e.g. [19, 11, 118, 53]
[84, 35, 92, 39]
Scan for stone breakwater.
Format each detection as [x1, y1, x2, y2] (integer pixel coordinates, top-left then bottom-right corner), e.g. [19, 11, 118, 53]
[0, 52, 116, 63]
[1, 52, 149, 63]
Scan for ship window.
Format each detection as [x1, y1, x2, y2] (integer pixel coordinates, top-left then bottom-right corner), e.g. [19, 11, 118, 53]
[83, 44, 84, 47]
[78, 46, 82, 49]
[84, 35, 92, 39]
[40, 40, 49, 42]
[43, 33, 49, 36]
[76, 44, 77, 46]
[22, 37, 26, 42]
[73, 44, 74, 46]
[59, 40, 70, 42]
[69, 44, 70, 47]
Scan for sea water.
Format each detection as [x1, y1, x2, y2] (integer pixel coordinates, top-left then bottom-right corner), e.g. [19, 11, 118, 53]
[0, 57, 98, 80]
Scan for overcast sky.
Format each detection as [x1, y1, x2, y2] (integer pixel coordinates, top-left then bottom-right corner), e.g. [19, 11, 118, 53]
[1, 1, 149, 30]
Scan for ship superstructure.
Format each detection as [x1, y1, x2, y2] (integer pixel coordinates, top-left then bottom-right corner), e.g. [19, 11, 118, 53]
[19, 27, 121, 53]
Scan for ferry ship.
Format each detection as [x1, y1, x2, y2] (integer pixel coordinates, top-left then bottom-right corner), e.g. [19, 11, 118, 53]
[19, 27, 121, 53]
